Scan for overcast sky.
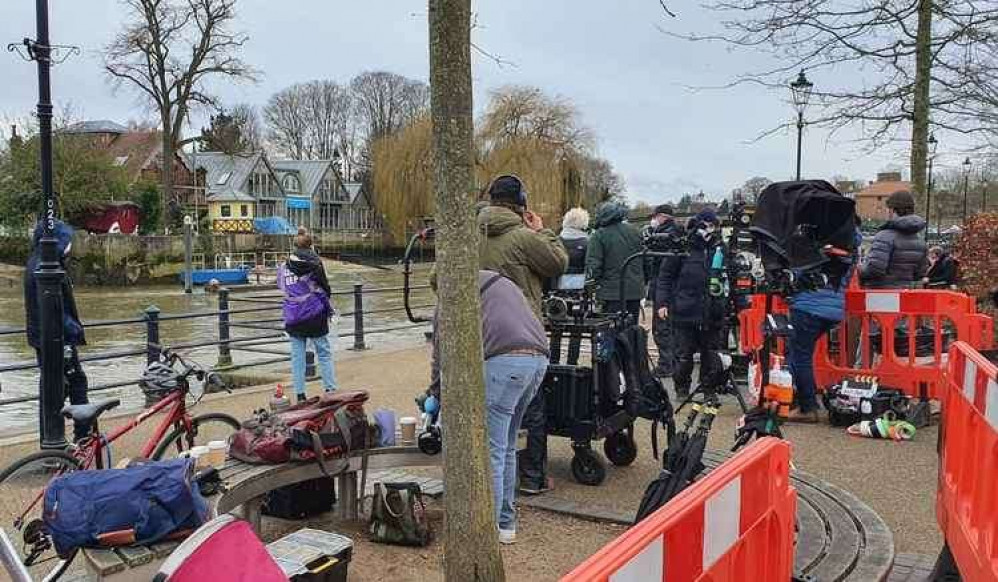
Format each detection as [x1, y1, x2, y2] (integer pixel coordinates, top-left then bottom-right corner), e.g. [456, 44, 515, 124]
[3, 1, 925, 204]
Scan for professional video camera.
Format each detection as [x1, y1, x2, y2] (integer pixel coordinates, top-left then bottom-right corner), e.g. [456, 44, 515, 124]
[640, 226, 689, 256]
[542, 274, 596, 321]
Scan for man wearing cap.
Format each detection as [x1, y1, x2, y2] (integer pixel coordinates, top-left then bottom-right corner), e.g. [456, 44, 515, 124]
[655, 209, 725, 399]
[644, 204, 683, 377]
[478, 175, 568, 495]
[861, 189, 928, 288]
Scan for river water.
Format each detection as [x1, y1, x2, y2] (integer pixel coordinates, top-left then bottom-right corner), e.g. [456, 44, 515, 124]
[0, 260, 435, 431]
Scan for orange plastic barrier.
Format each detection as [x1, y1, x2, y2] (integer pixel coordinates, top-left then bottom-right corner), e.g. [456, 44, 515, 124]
[562, 438, 795, 582]
[738, 289, 994, 399]
[936, 342, 998, 581]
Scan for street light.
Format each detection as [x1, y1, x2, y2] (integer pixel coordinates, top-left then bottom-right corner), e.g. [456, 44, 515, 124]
[925, 134, 938, 239]
[790, 70, 814, 181]
[962, 157, 972, 224]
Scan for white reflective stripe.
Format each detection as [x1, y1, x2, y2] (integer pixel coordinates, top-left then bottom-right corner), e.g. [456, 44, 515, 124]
[611, 536, 663, 582]
[963, 358, 978, 402]
[703, 476, 741, 570]
[865, 293, 900, 313]
[986, 378, 998, 431]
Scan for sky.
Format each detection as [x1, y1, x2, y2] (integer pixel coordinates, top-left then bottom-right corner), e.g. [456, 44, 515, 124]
[1, 0, 926, 204]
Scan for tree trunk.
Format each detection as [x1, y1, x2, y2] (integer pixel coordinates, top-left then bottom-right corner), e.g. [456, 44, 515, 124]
[160, 120, 175, 232]
[910, 0, 932, 205]
[428, 0, 505, 580]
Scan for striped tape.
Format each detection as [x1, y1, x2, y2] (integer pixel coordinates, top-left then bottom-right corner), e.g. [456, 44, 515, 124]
[610, 476, 743, 581]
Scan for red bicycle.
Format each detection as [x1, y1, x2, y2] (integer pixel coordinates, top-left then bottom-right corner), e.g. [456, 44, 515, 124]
[0, 350, 240, 580]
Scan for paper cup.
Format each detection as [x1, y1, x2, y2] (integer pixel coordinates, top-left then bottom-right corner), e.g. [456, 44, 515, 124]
[207, 441, 227, 467]
[190, 446, 210, 469]
[399, 417, 418, 443]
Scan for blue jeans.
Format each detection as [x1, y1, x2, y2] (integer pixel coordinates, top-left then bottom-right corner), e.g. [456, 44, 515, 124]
[289, 334, 337, 396]
[485, 354, 548, 530]
[788, 309, 837, 413]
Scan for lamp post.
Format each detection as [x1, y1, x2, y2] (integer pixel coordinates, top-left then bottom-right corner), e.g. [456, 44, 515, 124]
[962, 157, 972, 224]
[790, 70, 814, 181]
[925, 133, 937, 240]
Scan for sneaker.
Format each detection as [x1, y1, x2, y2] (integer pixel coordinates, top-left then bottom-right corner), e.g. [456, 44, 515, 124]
[518, 477, 554, 496]
[498, 529, 516, 545]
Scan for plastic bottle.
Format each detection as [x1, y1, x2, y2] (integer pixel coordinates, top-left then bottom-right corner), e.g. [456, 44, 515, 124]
[270, 383, 290, 412]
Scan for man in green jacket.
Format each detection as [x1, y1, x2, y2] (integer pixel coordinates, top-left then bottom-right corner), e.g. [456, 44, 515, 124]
[586, 201, 645, 319]
[479, 174, 568, 495]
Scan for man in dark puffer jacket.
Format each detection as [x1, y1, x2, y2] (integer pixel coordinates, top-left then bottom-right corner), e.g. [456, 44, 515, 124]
[860, 190, 928, 288]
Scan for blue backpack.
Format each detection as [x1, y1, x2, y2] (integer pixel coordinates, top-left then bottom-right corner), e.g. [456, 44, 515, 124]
[43, 458, 209, 557]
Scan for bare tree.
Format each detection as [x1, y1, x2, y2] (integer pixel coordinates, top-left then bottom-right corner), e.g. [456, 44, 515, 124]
[664, 0, 998, 199]
[351, 71, 430, 141]
[200, 103, 262, 153]
[428, 0, 505, 579]
[263, 80, 353, 160]
[105, 0, 256, 228]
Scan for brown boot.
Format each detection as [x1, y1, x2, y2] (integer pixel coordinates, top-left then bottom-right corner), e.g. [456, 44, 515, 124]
[786, 409, 820, 424]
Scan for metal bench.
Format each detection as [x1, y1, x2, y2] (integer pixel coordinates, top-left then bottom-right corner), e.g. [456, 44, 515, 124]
[78, 446, 441, 581]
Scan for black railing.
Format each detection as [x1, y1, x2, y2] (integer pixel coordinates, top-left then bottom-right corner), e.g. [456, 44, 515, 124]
[0, 280, 435, 419]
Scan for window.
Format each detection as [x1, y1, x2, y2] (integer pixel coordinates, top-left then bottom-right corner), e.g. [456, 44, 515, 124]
[283, 174, 301, 193]
[240, 205, 248, 217]
[220, 205, 231, 217]
[216, 171, 231, 185]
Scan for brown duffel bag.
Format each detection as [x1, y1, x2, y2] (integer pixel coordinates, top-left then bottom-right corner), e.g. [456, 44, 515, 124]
[228, 390, 371, 473]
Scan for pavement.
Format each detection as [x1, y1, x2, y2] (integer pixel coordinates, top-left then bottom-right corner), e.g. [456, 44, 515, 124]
[0, 341, 943, 558]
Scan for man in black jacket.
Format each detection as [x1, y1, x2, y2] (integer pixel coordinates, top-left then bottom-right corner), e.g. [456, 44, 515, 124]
[644, 204, 682, 377]
[655, 210, 725, 399]
[24, 220, 89, 439]
[923, 246, 958, 288]
[861, 190, 928, 288]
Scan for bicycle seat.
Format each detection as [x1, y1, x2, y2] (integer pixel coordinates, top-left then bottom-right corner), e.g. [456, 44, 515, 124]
[61, 398, 121, 427]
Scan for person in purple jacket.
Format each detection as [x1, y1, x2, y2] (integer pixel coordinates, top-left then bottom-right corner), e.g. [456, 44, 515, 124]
[428, 270, 550, 545]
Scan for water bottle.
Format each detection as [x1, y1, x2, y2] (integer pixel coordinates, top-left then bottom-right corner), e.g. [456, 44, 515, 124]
[269, 383, 290, 412]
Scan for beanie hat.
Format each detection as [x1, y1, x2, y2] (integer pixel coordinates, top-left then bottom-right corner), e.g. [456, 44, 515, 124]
[654, 204, 675, 216]
[694, 209, 719, 225]
[488, 175, 528, 209]
[886, 189, 915, 213]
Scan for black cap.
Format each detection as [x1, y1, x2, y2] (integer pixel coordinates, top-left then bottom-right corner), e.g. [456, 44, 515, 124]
[654, 204, 674, 216]
[488, 175, 528, 209]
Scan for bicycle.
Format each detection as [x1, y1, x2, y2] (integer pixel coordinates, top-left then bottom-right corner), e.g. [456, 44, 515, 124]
[0, 349, 241, 581]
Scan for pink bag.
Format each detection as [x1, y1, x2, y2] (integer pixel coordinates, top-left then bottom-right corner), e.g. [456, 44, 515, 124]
[153, 515, 285, 582]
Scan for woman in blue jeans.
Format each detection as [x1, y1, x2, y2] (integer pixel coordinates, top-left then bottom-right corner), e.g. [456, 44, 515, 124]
[429, 271, 550, 544]
[281, 229, 337, 402]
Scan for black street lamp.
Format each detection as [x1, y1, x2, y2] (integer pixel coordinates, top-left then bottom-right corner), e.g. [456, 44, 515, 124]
[790, 70, 814, 181]
[7, 0, 71, 448]
[962, 157, 972, 224]
[925, 133, 937, 240]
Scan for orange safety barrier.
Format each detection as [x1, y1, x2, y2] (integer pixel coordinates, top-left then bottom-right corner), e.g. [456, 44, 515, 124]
[738, 289, 994, 400]
[936, 342, 998, 581]
[562, 438, 795, 582]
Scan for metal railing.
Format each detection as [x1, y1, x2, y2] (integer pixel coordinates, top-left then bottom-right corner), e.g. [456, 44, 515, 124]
[0, 280, 435, 420]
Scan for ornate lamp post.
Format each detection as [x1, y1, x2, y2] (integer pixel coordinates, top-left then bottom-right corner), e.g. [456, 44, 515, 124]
[790, 70, 814, 181]
[925, 133, 937, 240]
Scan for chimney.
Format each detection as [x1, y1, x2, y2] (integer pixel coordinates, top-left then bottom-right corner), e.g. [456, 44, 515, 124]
[876, 171, 902, 182]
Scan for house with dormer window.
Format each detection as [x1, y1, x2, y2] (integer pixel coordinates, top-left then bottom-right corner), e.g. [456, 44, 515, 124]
[183, 151, 286, 233]
[271, 159, 380, 231]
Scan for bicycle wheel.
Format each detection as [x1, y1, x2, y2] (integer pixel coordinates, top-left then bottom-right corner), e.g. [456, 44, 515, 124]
[0, 450, 81, 581]
[151, 413, 241, 460]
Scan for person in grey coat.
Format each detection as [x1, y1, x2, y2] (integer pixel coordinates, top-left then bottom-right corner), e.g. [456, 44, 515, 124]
[860, 190, 928, 288]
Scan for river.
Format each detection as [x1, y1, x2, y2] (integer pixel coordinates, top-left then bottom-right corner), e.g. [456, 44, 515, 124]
[0, 260, 435, 431]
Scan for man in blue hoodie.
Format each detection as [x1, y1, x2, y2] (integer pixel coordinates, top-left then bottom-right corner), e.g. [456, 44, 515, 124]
[24, 220, 89, 438]
[786, 228, 861, 423]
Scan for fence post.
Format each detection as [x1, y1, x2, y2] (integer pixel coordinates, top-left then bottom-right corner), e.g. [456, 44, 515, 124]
[217, 288, 232, 367]
[351, 283, 367, 350]
[145, 305, 161, 364]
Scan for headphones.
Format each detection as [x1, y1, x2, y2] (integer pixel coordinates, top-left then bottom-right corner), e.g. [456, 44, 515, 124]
[489, 174, 528, 210]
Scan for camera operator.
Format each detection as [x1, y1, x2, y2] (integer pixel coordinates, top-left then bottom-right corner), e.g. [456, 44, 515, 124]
[655, 210, 725, 399]
[643, 204, 682, 377]
[586, 201, 645, 319]
[479, 174, 568, 496]
[786, 226, 862, 423]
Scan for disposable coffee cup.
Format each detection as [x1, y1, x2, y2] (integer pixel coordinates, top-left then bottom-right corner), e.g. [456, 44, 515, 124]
[399, 417, 418, 444]
[207, 441, 227, 467]
[190, 446, 210, 469]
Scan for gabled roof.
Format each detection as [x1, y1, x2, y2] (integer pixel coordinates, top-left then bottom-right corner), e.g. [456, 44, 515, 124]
[271, 159, 335, 196]
[62, 120, 128, 135]
[104, 131, 161, 181]
[344, 182, 366, 204]
[184, 151, 271, 202]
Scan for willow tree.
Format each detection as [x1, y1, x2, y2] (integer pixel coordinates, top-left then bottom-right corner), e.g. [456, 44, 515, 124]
[429, 0, 505, 579]
[371, 117, 434, 241]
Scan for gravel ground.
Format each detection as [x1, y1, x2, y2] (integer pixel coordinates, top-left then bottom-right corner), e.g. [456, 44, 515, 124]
[0, 341, 943, 579]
